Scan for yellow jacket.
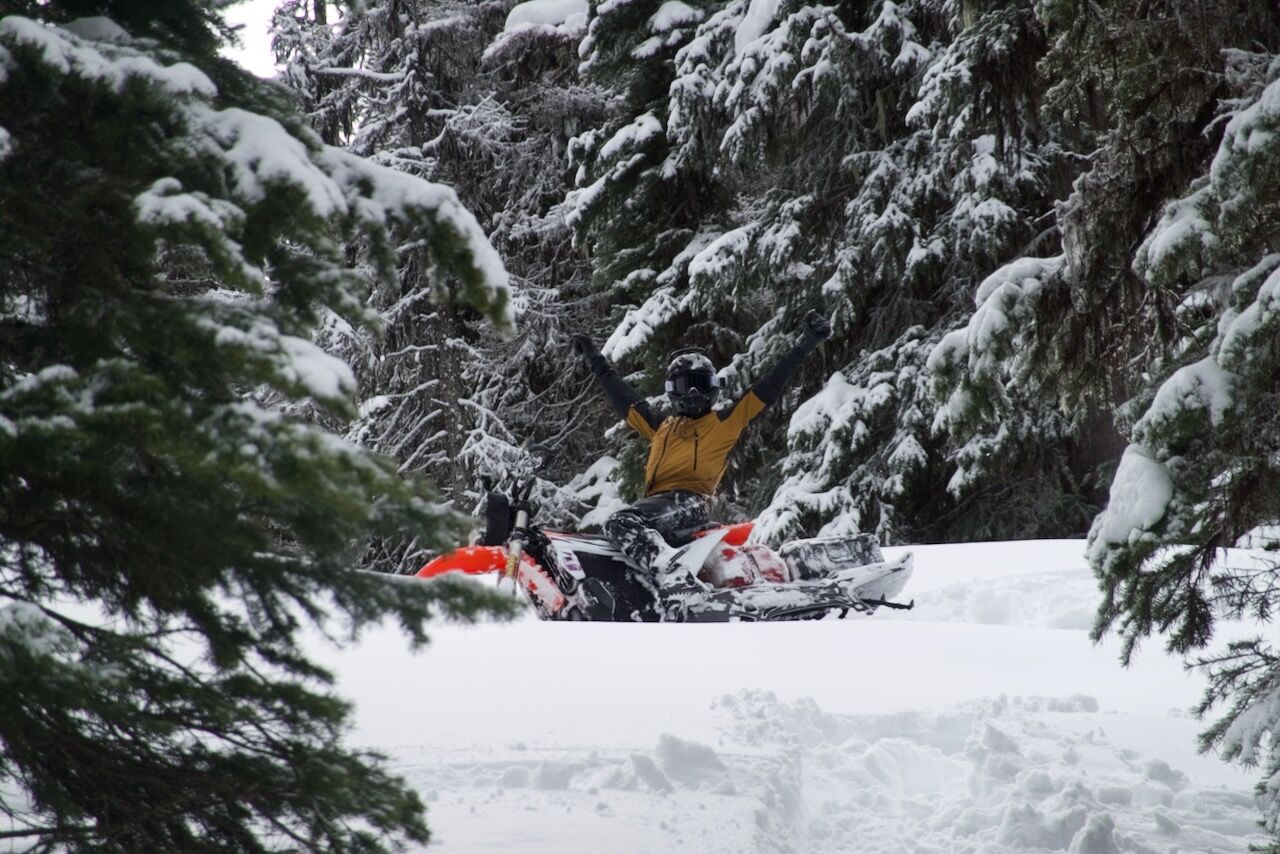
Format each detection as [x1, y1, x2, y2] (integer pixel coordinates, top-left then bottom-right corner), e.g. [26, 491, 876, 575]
[586, 337, 815, 498]
[626, 393, 768, 496]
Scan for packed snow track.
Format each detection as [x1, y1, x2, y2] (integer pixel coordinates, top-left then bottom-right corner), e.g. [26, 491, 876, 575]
[328, 540, 1267, 852]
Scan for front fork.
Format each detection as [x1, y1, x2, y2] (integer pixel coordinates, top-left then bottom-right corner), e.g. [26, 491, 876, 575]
[501, 507, 530, 585]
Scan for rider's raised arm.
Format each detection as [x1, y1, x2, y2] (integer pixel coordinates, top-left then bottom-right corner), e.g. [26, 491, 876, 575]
[572, 334, 660, 438]
[718, 310, 833, 429]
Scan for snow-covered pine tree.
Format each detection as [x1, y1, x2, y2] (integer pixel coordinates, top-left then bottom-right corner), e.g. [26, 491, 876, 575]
[271, 0, 360, 144]
[570, 0, 1093, 540]
[566, 0, 745, 504]
[570, 0, 717, 297]
[1089, 46, 1280, 841]
[928, 1, 1280, 837]
[470, 0, 626, 525]
[664, 0, 956, 534]
[275, 0, 613, 567]
[929, 0, 1280, 646]
[273, 1, 497, 574]
[0, 5, 516, 849]
[930, 0, 1276, 454]
[714, 0, 1091, 543]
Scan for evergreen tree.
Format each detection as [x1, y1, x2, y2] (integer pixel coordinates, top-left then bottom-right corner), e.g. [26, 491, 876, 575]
[568, 0, 1095, 540]
[716, 0, 1092, 542]
[928, 0, 1280, 837]
[930, 0, 1279, 460]
[274, 0, 613, 568]
[562, 0, 736, 507]
[1090, 46, 1280, 842]
[0, 5, 516, 850]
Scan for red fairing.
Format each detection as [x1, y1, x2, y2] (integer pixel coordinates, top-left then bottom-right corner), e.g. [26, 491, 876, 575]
[415, 546, 507, 578]
[694, 521, 754, 546]
[415, 547, 566, 614]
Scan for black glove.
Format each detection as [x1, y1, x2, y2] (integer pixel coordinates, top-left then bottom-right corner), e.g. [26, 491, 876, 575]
[570, 333, 598, 360]
[800, 310, 832, 345]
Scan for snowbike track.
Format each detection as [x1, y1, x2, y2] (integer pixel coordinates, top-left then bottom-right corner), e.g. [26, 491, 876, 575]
[326, 540, 1269, 852]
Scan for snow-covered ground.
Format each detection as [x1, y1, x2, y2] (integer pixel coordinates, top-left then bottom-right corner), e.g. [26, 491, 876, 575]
[331, 540, 1268, 852]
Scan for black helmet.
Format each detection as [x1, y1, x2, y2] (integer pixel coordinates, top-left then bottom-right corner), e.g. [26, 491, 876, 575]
[666, 348, 720, 418]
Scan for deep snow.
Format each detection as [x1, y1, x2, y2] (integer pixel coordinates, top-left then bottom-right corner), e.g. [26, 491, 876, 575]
[327, 540, 1270, 852]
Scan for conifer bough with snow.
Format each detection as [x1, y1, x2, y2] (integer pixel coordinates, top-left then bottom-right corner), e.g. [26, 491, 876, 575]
[0, 4, 517, 851]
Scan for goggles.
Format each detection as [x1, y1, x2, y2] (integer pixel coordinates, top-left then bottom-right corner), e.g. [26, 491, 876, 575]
[666, 370, 720, 395]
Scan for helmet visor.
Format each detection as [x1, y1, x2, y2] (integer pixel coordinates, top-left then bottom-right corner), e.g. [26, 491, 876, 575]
[666, 370, 719, 395]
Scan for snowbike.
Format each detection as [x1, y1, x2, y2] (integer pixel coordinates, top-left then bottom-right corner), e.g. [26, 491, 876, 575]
[416, 480, 914, 622]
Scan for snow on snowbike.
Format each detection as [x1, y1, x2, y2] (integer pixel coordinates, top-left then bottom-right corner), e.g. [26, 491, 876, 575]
[415, 480, 914, 622]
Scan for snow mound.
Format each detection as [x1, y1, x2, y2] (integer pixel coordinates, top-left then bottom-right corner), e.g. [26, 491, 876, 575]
[735, 0, 783, 54]
[486, 0, 588, 64]
[884, 567, 1100, 629]
[60, 17, 129, 42]
[1086, 445, 1173, 568]
[504, 0, 587, 30]
[387, 691, 1263, 853]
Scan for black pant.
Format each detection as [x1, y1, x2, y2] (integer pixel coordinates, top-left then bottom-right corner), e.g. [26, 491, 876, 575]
[603, 490, 711, 575]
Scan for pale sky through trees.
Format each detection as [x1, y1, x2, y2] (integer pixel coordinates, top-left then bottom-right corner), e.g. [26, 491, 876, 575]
[223, 0, 277, 76]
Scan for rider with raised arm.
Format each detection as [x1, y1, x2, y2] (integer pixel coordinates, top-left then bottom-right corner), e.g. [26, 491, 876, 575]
[570, 311, 833, 589]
